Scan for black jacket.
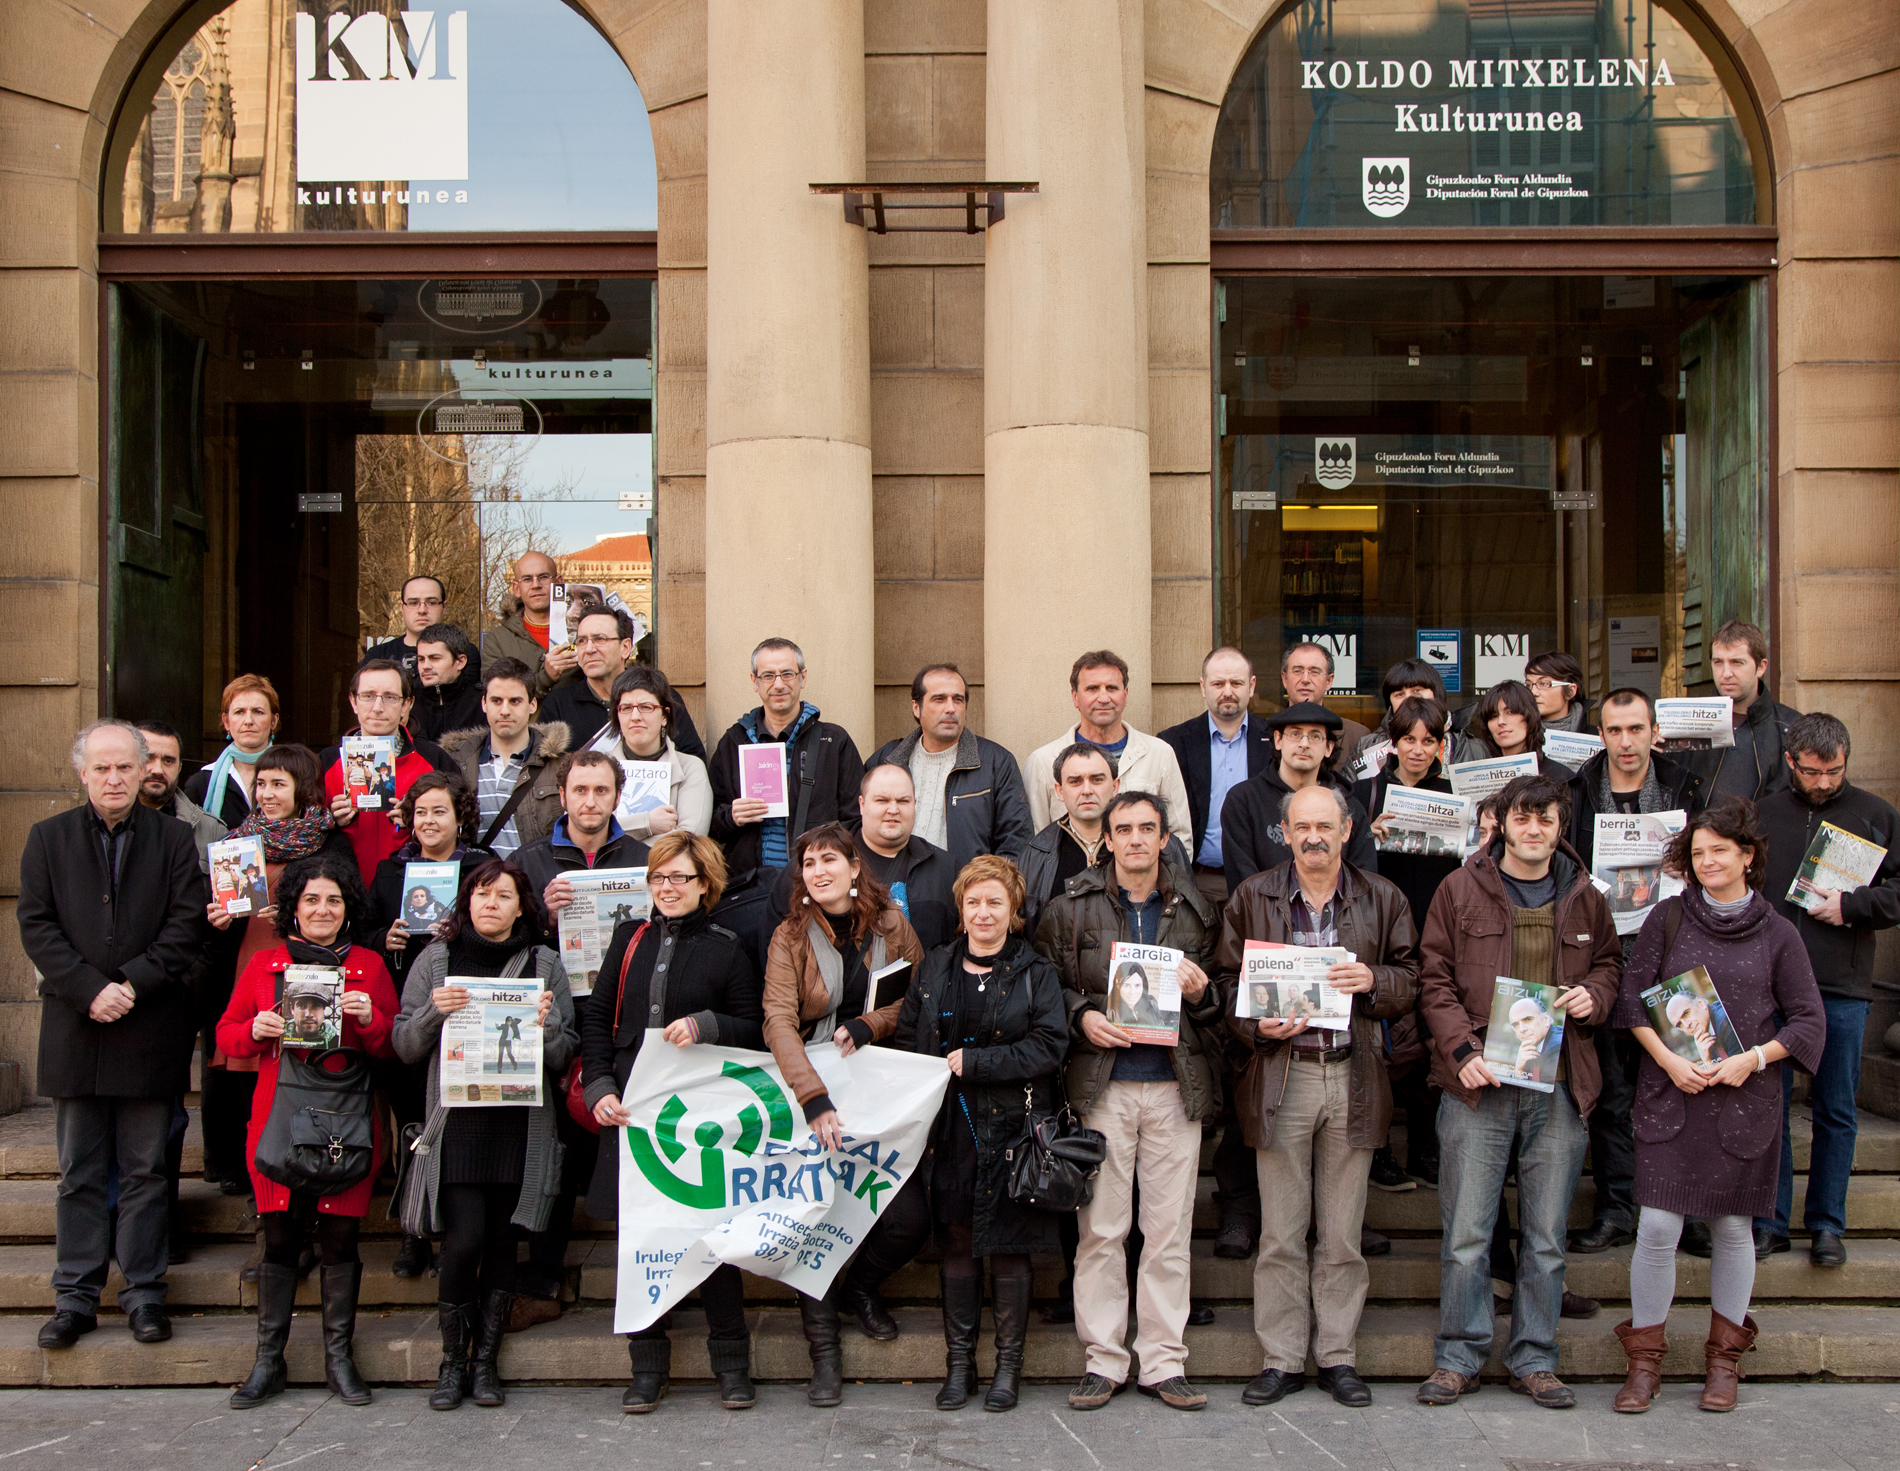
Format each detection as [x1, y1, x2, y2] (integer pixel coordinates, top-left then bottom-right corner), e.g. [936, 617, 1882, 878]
[364, 634, 483, 683]
[1219, 763, 1378, 891]
[709, 703, 864, 877]
[18, 802, 206, 1098]
[867, 728, 1034, 870]
[1016, 821, 1092, 938]
[1351, 759, 1461, 933]
[892, 934, 1068, 1256]
[1667, 682, 1799, 803]
[410, 668, 485, 745]
[1759, 782, 1900, 1001]
[579, 906, 763, 1218]
[183, 764, 252, 831]
[857, 835, 958, 952]
[363, 840, 492, 982]
[1158, 712, 1278, 861]
[513, 819, 652, 903]
[1565, 748, 1705, 870]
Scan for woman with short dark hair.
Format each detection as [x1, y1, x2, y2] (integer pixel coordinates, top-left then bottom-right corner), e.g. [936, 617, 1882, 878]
[216, 850, 398, 1409]
[1465, 680, 1577, 778]
[392, 858, 578, 1412]
[1525, 651, 1588, 732]
[1608, 797, 1825, 1414]
[581, 830, 764, 1412]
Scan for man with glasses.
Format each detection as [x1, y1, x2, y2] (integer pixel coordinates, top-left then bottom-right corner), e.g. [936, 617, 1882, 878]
[540, 606, 635, 747]
[481, 551, 579, 695]
[1280, 643, 1370, 777]
[1755, 713, 1900, 1264]
[1218, 704, 1378, 891]
[322, 659, 455, 882]
[1524, 652, 1588, 735]
[365, 574, 479, 683]
[709, 637, 864, 879]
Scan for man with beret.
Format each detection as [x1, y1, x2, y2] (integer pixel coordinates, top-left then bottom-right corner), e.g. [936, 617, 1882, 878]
[1218, 703, 1379, 890]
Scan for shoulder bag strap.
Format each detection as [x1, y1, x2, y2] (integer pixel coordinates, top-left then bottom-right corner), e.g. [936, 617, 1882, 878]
[615, 920, 650, 1038]
[791, 744, 817, 841]
[1660, 894, 1684, 975]
[478, 768, 539, 851]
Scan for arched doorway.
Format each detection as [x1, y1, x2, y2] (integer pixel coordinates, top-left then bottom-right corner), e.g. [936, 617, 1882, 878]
[100, 0, 661, 751]
[1207, 0, 1777, 730]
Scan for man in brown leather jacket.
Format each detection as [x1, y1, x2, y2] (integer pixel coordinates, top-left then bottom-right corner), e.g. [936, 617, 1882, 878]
[1414, 772, 1622, 1412]
[1216, 784, 1419, 1410]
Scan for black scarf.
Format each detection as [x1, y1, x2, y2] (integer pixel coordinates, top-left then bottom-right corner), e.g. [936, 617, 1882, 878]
[286, 932, 352, 968]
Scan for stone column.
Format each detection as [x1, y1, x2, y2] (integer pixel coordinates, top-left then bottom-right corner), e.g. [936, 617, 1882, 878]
[704, 0, 874, 745]
[983, 0, 1152, 760]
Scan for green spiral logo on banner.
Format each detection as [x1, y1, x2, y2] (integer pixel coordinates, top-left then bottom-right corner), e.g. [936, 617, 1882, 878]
[627, 1060, 794, 1208]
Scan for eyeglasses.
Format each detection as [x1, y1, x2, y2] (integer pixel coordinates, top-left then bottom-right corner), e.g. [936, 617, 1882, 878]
[354, 691, 406, 706]
[1526, 678, 1576, 694]
[1794, 763, 1846, 780]
[618, 701, 664, 717]
[401, 596, 444, 609]
[575, 634, 623, 648]
[649, 871, 702, 889]
[515, 572, 555, 586]
[754, 668, 802, 684]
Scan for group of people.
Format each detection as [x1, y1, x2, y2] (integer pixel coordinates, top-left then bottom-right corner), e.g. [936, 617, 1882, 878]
[20, 547, 1899, 1418]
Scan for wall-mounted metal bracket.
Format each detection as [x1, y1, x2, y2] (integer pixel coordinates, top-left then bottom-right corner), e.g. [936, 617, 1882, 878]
[810, 181, 1039, 234]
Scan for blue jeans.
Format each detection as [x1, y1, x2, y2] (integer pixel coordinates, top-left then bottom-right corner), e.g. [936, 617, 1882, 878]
[1435, 1084, 1588, 1379]
[1760, 995, 1869, 1238]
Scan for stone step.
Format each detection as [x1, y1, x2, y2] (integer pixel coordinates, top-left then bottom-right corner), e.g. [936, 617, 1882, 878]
[5, 1233, 1898, 1315]
[1, 1101, 1894, 1181]
[3, 1301, 1897, 1388]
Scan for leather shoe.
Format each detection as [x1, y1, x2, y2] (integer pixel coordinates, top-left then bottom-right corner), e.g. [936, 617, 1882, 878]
[1241, 1369, 1305, 1406]
[1360, 1227, 1391, 1257]
[1810, 1230, 1847, 1267]
[37, 1311, 96, 1350]
[1212, 1218, 1258, 1260]
[128, 1305, 172, 1343]
[1567, 1218, 1635, 1253]
[1679, 1219, 1714, 1258]
[1316, 1365, 1371, 1406]
[1136, 1376, 1206, 1410]
[1561, 1291, 1602, 1320]
[1753, 1224, 1791, 1259]
[1186, 1302, 1215, 1327]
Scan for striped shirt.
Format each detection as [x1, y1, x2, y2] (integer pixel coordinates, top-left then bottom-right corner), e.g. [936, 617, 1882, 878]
[477, 743, 527, 857]
[1289, 883, 1345, 1053]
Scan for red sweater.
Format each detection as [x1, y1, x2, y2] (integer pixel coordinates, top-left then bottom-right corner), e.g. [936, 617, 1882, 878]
[325, 743, 438, 885]
[215, 942, 398, 1217]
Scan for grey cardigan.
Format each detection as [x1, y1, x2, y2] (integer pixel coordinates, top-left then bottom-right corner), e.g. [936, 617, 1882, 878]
[391, 939, 579, 1236]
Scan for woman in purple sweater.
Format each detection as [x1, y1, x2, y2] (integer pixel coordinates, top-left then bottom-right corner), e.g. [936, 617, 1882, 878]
[1610, 797, 1825, 1415]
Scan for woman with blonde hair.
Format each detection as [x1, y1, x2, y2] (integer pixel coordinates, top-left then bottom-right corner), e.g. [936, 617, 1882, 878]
[893, 853, 1068, 1412]
[581, 830, 763, 1413]
[762, 822, 926, 1406]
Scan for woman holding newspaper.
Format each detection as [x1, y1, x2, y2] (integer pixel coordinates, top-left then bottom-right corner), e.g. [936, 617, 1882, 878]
[581, 830, 764, 1413]
[592, 667, 714, 839]
[1464, 680, 1578, 779]
[761, 823, 926, 1407]
[215, 850, 398, 1411]
[1608, 798, 1825, 1414]
[392, 858, 578, 1413]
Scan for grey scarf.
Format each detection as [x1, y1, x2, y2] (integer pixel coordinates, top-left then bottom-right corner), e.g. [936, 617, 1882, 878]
[806, 915, 890, 1039]
[1594, 756, 1668, 816]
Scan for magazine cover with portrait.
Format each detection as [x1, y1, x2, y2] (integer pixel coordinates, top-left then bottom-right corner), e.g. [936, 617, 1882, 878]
[1641, 966, 1744, 1069]
[276, 968, 342, 1051]
[341, 734, 395, 810]
[1482, 976, 1566, 1092]
[1236, 940, 1354, 1030]
[207, 834, 269, 917]
[402, 860, 460, 932]
[1106, 942, 1182, 1046]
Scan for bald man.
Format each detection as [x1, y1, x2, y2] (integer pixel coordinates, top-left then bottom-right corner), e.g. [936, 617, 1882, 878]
[481, 551, 578, 695]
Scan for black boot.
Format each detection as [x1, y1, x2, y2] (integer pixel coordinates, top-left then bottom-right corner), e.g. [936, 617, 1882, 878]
[935, 1270, 981, 1411]
[469, 1289, 512, 1407]
[841, 1266, 899, 1341]
[429, 1302, 474, 1411]
[623, 1334, 669, 1414]
[984, 1268, 1031, 1413]
[320, 1262, 372, 1406]
[229, 1263, 296, 1410]
[709, 1333, 756, 1409]
[798, 1290, 844, 1407]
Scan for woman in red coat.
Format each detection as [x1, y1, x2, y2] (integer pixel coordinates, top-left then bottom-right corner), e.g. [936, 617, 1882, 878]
[216, 849, 399, 1411]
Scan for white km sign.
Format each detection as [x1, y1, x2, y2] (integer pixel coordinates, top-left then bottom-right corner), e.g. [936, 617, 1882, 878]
[295, 9, 468, 183]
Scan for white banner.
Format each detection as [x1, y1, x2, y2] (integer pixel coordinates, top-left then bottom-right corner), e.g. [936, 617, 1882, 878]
[614, 1039, 948, 1334]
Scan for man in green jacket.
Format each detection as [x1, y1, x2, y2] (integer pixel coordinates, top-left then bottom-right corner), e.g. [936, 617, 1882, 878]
[480, 551, 579, 696]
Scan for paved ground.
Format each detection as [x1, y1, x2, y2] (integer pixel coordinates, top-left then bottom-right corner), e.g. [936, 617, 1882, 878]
[0, 1382, 1895, 1471]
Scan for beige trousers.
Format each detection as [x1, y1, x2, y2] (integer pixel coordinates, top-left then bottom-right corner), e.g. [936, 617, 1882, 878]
[1253, 1055, 1372, 1371]
[1073, 1080, 1201, 1385]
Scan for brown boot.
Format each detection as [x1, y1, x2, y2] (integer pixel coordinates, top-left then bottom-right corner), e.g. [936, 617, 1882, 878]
[1699, 1310, 1758, 1412]
[1612, 1320, 1668, 1412]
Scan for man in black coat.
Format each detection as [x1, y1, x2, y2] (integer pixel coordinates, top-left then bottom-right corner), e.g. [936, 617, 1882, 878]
[708, 637, 864, 880]
[1158, 646, 1278, 912]
[408, 623, 486, 743]
[1218, 704, 1378, 891]
[18, 720, 205, 1350]
[1755, 712, 1900, 1264]
[1659, 620, 1799, 803]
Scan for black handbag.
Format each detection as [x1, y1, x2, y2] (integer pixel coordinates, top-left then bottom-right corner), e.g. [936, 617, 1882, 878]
[255, 1047, 376, 1195]
[1006, 1084, 1107, 1213]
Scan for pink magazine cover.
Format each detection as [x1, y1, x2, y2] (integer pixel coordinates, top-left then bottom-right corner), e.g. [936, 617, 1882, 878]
[738, 743, 790, 816]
